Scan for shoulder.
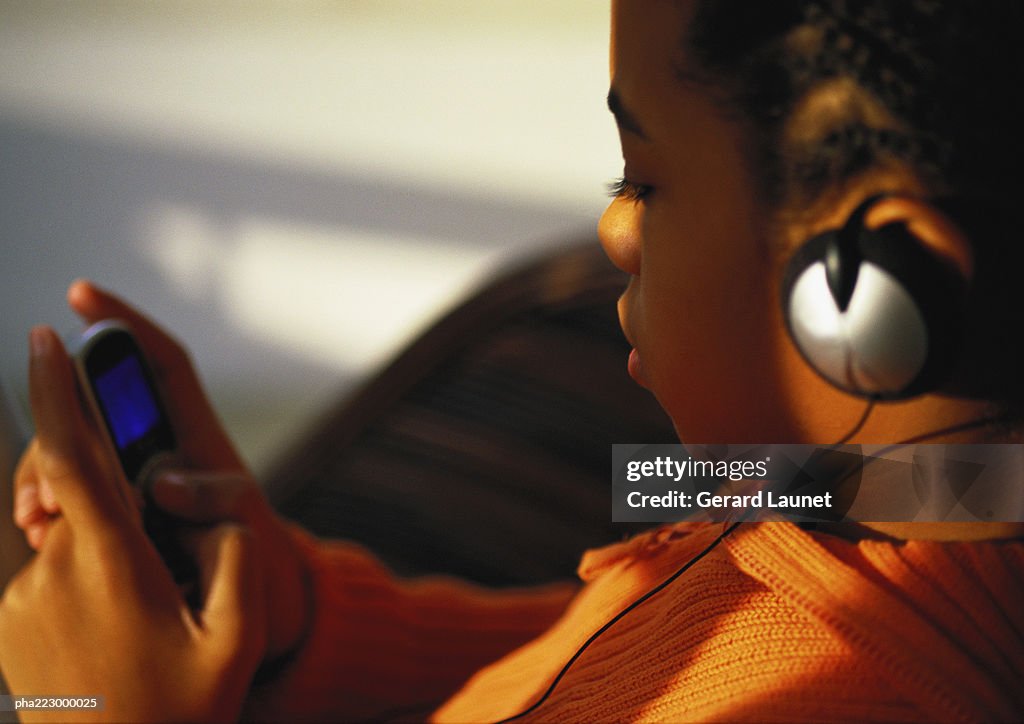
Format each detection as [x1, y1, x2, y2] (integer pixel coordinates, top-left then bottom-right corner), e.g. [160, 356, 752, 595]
[566, 522, 1024, 721]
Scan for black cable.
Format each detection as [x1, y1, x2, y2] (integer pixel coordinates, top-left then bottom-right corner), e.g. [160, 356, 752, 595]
[831, 397, 1006, 452]
[827, 411, 1009, 492]
[875, 412, 1008, 450]
[832, 396, 878, 446]
[493, 402, 1003, 722]
[495, 519, 744, 723]
[493, 400, 879, 722]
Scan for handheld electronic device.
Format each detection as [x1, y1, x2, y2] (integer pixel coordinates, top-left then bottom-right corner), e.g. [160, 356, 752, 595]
[71, 320, 196, 586]
[73, 320, 177, 483]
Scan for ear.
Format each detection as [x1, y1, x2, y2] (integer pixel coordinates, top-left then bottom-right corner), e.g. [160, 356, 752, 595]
[865, 196, 974, 280]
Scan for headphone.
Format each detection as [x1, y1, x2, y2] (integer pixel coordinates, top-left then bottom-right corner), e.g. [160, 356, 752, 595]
[780, 194, 968, 400]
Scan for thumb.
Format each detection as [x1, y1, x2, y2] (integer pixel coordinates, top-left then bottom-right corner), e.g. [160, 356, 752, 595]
[150, 470, 255, 524]
[191, 524, 266, 688]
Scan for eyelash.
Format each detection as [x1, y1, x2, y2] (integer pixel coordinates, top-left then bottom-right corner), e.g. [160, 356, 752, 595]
[608, 176, 654, 203]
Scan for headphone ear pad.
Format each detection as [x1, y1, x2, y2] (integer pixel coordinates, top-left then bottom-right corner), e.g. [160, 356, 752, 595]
[781, 222, 966, 399]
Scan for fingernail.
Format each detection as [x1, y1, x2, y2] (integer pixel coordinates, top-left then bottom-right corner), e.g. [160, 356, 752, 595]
[68, 279, 97, 305]
[154, 470, 186, 488]
[13, 484, 39, 524]
[26, 524, 46, 551]
[38, 479, 58, 513]
[151, 471, 193, 507]
[30, 326, 50, 358]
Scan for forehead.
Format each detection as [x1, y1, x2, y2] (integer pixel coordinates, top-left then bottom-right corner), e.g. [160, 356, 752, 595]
[609, 1, 699, 136]
[610, 0, 693, 86]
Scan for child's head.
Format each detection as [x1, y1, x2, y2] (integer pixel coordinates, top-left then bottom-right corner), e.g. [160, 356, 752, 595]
[600, 0, 1024, 444]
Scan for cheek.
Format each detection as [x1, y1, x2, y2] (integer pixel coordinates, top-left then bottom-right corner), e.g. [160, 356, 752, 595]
[635, 208, 788, 440]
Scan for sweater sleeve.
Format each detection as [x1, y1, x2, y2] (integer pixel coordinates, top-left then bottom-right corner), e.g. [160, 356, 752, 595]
[241, 525, 578, 722]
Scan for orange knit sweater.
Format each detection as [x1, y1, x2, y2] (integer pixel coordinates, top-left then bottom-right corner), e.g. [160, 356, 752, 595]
[245, 522, 1023, 722]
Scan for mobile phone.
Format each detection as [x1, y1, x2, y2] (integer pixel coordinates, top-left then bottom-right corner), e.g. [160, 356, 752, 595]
[72, 320, 177, 484]
[71, 320, 197, 587]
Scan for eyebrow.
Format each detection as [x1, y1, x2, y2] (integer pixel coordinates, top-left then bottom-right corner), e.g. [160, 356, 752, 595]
[607, 88, 648, 140]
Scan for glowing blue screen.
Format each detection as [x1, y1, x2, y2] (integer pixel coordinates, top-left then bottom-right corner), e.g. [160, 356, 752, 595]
[94, 355, 160, 449]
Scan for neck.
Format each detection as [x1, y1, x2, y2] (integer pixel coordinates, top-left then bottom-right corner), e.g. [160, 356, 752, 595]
[842, 394, 1006, 445]
[812, 393, 1023, 541]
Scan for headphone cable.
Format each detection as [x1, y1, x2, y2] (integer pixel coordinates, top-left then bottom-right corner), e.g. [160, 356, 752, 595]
[495, 399, 1009, 722]
[495, 518, 744, 723]
[831, 396, 878, 446]
[496, 397, 879, 722]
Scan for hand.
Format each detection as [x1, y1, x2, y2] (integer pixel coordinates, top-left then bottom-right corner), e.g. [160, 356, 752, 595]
[14, 279, 246, 550]
[0, 327, 265, 722]
[150, 469, 311, 663]
[11, 280, 309, 662]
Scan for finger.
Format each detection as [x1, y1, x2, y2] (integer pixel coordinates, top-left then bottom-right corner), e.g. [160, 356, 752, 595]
[12, 444, 53, 550]
[24, 522, 49, 550]
[191, 525, 265, 671]
[67, 279, 187, 370]
[38, 478, 58, 513]
[14, 442, 59, 519]
[13, 482, 41, 528]
[150, 470, 256, 524]
[28, 326, 125, 534]
[67, 280, 245, 471]
[13, 442, 45, 529]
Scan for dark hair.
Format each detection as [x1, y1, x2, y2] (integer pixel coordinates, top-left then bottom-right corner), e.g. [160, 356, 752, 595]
[685, 0, 1024, 214]
[683, 0, 1024, 408]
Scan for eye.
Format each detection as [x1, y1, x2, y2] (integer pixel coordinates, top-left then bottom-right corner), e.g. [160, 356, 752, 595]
[608, 176, 654, 203]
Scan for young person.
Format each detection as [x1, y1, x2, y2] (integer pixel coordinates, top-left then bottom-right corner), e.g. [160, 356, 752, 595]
[3, 1, 1022, 720]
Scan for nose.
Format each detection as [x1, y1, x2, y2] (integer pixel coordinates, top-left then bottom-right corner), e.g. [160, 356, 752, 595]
[598, 197, 642, 276]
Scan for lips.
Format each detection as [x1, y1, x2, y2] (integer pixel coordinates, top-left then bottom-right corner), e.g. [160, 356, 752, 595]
[617, 288, 647, 386]
[616, 290, 635, 346]
[627, 347, 648, 386]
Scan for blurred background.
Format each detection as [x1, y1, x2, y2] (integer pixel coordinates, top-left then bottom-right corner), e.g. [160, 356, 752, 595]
[0, 0, 619, 475]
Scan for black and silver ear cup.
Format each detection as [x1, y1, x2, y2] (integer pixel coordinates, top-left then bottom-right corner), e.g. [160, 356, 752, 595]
[781, 219, 967, 399]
